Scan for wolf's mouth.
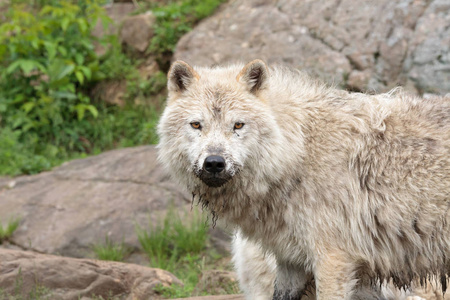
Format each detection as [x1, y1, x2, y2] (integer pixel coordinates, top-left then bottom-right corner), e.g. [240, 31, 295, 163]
[194, 167, 231, 188]
[200, 173, 229, 188]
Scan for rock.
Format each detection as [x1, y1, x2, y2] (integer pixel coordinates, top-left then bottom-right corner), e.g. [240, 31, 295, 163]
[0, 146, 193, 259]
[120, 12, 157, 53]
[194, 270, 239, 296]
[92, 79, 127, 106]
[0, 176, 14, 191]
[92, 3, 137, 56]
[138, 57, 160, 80]
[0, 248, 181, 300]
[174, 0, 450, 95]
[173, 296, 244, 300]
[346, 70, 373, 92]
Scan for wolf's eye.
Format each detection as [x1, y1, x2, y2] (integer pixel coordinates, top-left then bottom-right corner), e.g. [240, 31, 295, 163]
[234, 122, 244, 130]
[191, 122, 201, 129]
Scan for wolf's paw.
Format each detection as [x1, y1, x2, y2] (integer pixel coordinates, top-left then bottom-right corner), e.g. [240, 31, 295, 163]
[405, 296, 426, 300]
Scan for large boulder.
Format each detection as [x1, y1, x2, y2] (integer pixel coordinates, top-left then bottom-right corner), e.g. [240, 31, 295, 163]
[0, 146, 191, 259]
[0, 248, 181, 300]
[174, 0, 450, 95]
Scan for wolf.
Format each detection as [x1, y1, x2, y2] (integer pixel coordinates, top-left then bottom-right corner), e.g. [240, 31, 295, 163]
[157, 59, 450, 300]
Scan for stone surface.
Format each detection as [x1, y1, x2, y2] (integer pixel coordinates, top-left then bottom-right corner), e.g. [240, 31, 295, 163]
[194, 270, 239, 296]
[138, 57, 161, 80]
[120, 12, 157, 52]
[92, 79, 127, 106]
[173, 296, 244, 300]
[0, 248, 181, 300]
[0, 146, 193, 259]
[92, 3, 137, 56]
[174, 0, 450, 95]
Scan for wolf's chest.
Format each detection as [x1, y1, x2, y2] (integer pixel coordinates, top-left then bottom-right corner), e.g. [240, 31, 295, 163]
[237, 210, 310, 266]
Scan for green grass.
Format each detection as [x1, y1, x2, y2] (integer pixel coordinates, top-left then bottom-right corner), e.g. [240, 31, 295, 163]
[0, 217, 20, 244]
[136, 207, 221, 297]
[136, 207, 208, 269]
[0, 129, 53, 176]
[92, 236, 130, 262]
[154, 250, 239, 298]
[0, 101, 162, 176]
[153, 253, 205, 298]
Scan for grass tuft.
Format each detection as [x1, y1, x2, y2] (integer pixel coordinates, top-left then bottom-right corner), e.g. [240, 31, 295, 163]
[136, 206, 216, 297]
[136, 207, 208, 270]
[92, 236, 130, 262]
[0, 217, 20, 243]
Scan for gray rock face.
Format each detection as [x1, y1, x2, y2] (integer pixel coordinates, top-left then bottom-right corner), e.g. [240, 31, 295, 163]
[0, 146, 190, 258]
[173, 296, 244, 300]
[0, 248, 181, 300]
[120, 12, 157, 52]
[174, 0, 450, 94]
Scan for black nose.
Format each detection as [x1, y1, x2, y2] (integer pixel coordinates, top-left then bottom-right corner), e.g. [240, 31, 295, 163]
[203, 156, 226, 174]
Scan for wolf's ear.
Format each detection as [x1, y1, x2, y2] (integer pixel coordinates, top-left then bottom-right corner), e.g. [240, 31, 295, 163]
[237, 59, 269, 94]
[168, 60, 199, 93]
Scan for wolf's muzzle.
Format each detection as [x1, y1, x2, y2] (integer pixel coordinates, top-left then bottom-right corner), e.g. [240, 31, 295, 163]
[200, 155, 229, 187]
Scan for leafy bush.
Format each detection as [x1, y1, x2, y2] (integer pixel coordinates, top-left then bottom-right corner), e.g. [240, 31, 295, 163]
[0, 0, 160, 176]
[0, 0, 224, 177]
[0, 102, 161, 176]
[0, 129, 52, 175]
[0, 1, 109, 139]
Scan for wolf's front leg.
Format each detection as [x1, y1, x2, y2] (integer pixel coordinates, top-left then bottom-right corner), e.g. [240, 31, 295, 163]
[272, 262, 312, 300]
[314, 252, 358, 300]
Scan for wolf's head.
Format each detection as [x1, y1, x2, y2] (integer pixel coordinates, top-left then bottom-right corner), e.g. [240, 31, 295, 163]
[157, 60, 282, 194]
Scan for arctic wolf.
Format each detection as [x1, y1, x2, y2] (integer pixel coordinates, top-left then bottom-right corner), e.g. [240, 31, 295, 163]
[157, 59, 450, 300]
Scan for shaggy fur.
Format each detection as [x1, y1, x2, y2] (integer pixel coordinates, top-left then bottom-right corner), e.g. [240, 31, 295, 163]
[232, 230, 449, 300]
[157, 59, 450, 300]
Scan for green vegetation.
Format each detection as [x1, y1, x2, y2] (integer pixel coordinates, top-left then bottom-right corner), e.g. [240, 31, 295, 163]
[0, 217, 20, 244]
[0, 0, 224, 177]
[92, 236, 130, 262]
[147, 0, 226, 65]
[0, 0, 108, 146]
[136, 207, 230, 298]
[136, 207, 209, 270]
[152, 254, 206, 298]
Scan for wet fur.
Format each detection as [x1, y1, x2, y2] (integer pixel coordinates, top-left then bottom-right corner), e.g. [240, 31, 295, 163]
[232, 230, 449, 300]
[158, 60, 450, 299]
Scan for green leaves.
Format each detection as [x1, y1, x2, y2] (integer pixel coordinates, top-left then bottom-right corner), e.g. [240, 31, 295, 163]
[0, 0, 224, 177]
[6, 59, 45, 75]
[47, 59, 75, 83]
[74, 103, 98, 120]
[0, 0, 106, 144]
